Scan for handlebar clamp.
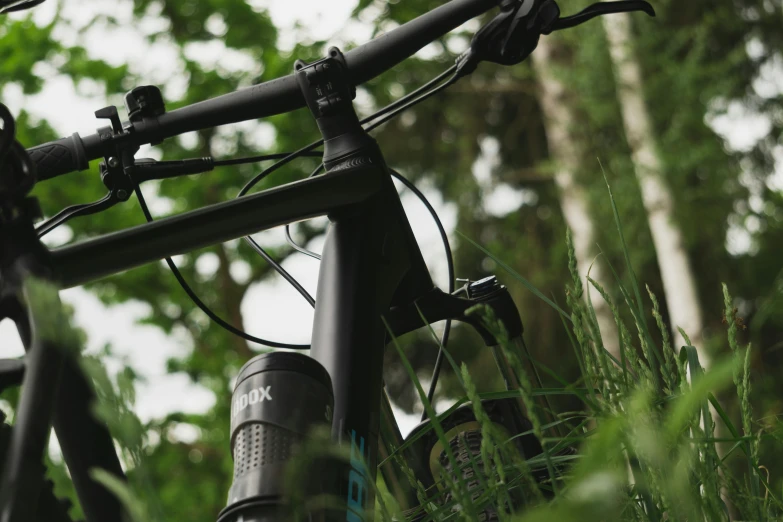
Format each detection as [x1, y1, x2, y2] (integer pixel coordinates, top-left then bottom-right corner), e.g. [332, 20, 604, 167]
[294, 48, 356, 119]
[294, 47, 375, 168]
[457, 0, 654, 76]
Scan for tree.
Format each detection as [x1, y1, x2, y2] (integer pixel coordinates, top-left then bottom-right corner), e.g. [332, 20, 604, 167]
[531, 33, 621, 359]
[603, 11, 706, 357]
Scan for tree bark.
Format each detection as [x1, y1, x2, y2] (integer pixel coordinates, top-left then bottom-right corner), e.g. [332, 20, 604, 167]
[603, 13, 706, 358]
[531, 37, 621, 360]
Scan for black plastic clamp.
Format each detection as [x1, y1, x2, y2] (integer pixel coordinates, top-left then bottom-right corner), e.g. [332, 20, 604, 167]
[294, 48, 356, 119]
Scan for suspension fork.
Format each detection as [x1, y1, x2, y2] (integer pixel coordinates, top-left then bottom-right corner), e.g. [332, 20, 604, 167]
[0, 281, 68, 522]
[0, 201, 125, 522]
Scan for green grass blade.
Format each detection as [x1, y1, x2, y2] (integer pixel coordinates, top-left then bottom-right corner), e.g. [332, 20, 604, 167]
[597, 244, 663, 392]
[554, 294, 600, 410]
[382, 317, 479, 520]
[598, 161, 651, 340]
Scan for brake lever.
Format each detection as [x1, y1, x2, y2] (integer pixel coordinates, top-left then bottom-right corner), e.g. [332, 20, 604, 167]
[543, 0, 655, 34]
[35, 156, 218, 238]
[457, 0, 654, 75]
[36, 154, 132, 238]
[36, 192, 116, 238]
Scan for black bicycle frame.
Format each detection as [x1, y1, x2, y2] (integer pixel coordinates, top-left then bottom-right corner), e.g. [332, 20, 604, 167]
[1, 141, 438, 522]
[310, 169, 434, 519]
[2, 0, 486, 514]
[1, 0, 549, 518]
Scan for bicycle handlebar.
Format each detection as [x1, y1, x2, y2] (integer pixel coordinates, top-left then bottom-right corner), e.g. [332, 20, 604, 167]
[30, 0, 503, 181]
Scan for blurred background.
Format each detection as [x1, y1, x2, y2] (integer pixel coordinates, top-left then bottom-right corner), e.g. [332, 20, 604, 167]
[1, 0, 781, 519]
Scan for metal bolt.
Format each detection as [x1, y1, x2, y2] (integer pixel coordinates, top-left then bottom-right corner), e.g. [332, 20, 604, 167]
[116, 189, 128, 200]
[108, 157, 119, 167]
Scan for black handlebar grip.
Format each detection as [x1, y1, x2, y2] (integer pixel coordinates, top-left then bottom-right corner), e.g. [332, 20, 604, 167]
[27, 133, 90, 180]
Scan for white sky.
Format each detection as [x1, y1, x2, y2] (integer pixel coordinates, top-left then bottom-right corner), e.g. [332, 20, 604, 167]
[1, 0, 780, 444]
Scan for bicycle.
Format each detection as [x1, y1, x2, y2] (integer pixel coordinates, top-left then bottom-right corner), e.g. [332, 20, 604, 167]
[0, 0, 654, 520]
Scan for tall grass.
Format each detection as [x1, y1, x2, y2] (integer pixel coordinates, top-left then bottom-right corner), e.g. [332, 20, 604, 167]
[373, 178, 777, 521]
[37, 175, 779, 521]
[378, 247, 773, 521]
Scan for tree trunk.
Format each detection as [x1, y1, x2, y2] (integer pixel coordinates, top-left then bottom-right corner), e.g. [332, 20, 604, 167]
[602, 17, 740, 517]
[602, 13, 706, 358]
[531, 37, 621, 360]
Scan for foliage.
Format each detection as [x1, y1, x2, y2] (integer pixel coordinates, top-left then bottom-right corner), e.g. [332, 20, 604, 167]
[369, 180, 777, 521]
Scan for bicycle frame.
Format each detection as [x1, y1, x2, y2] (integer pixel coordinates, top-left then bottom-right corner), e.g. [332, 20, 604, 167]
[0, 3, 483, 513]
[0, 141, 440, 520]
[2, 0, 658, 516]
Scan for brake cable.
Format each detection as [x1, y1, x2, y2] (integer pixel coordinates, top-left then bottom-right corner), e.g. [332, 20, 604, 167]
[133, 183, 311, 349]
[129, 66, 462, 349]
[284, 162, 324, 260]
[211, 150, 323, 167]
[364, 73, 461, 134]
[35, 151, 324, 238]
